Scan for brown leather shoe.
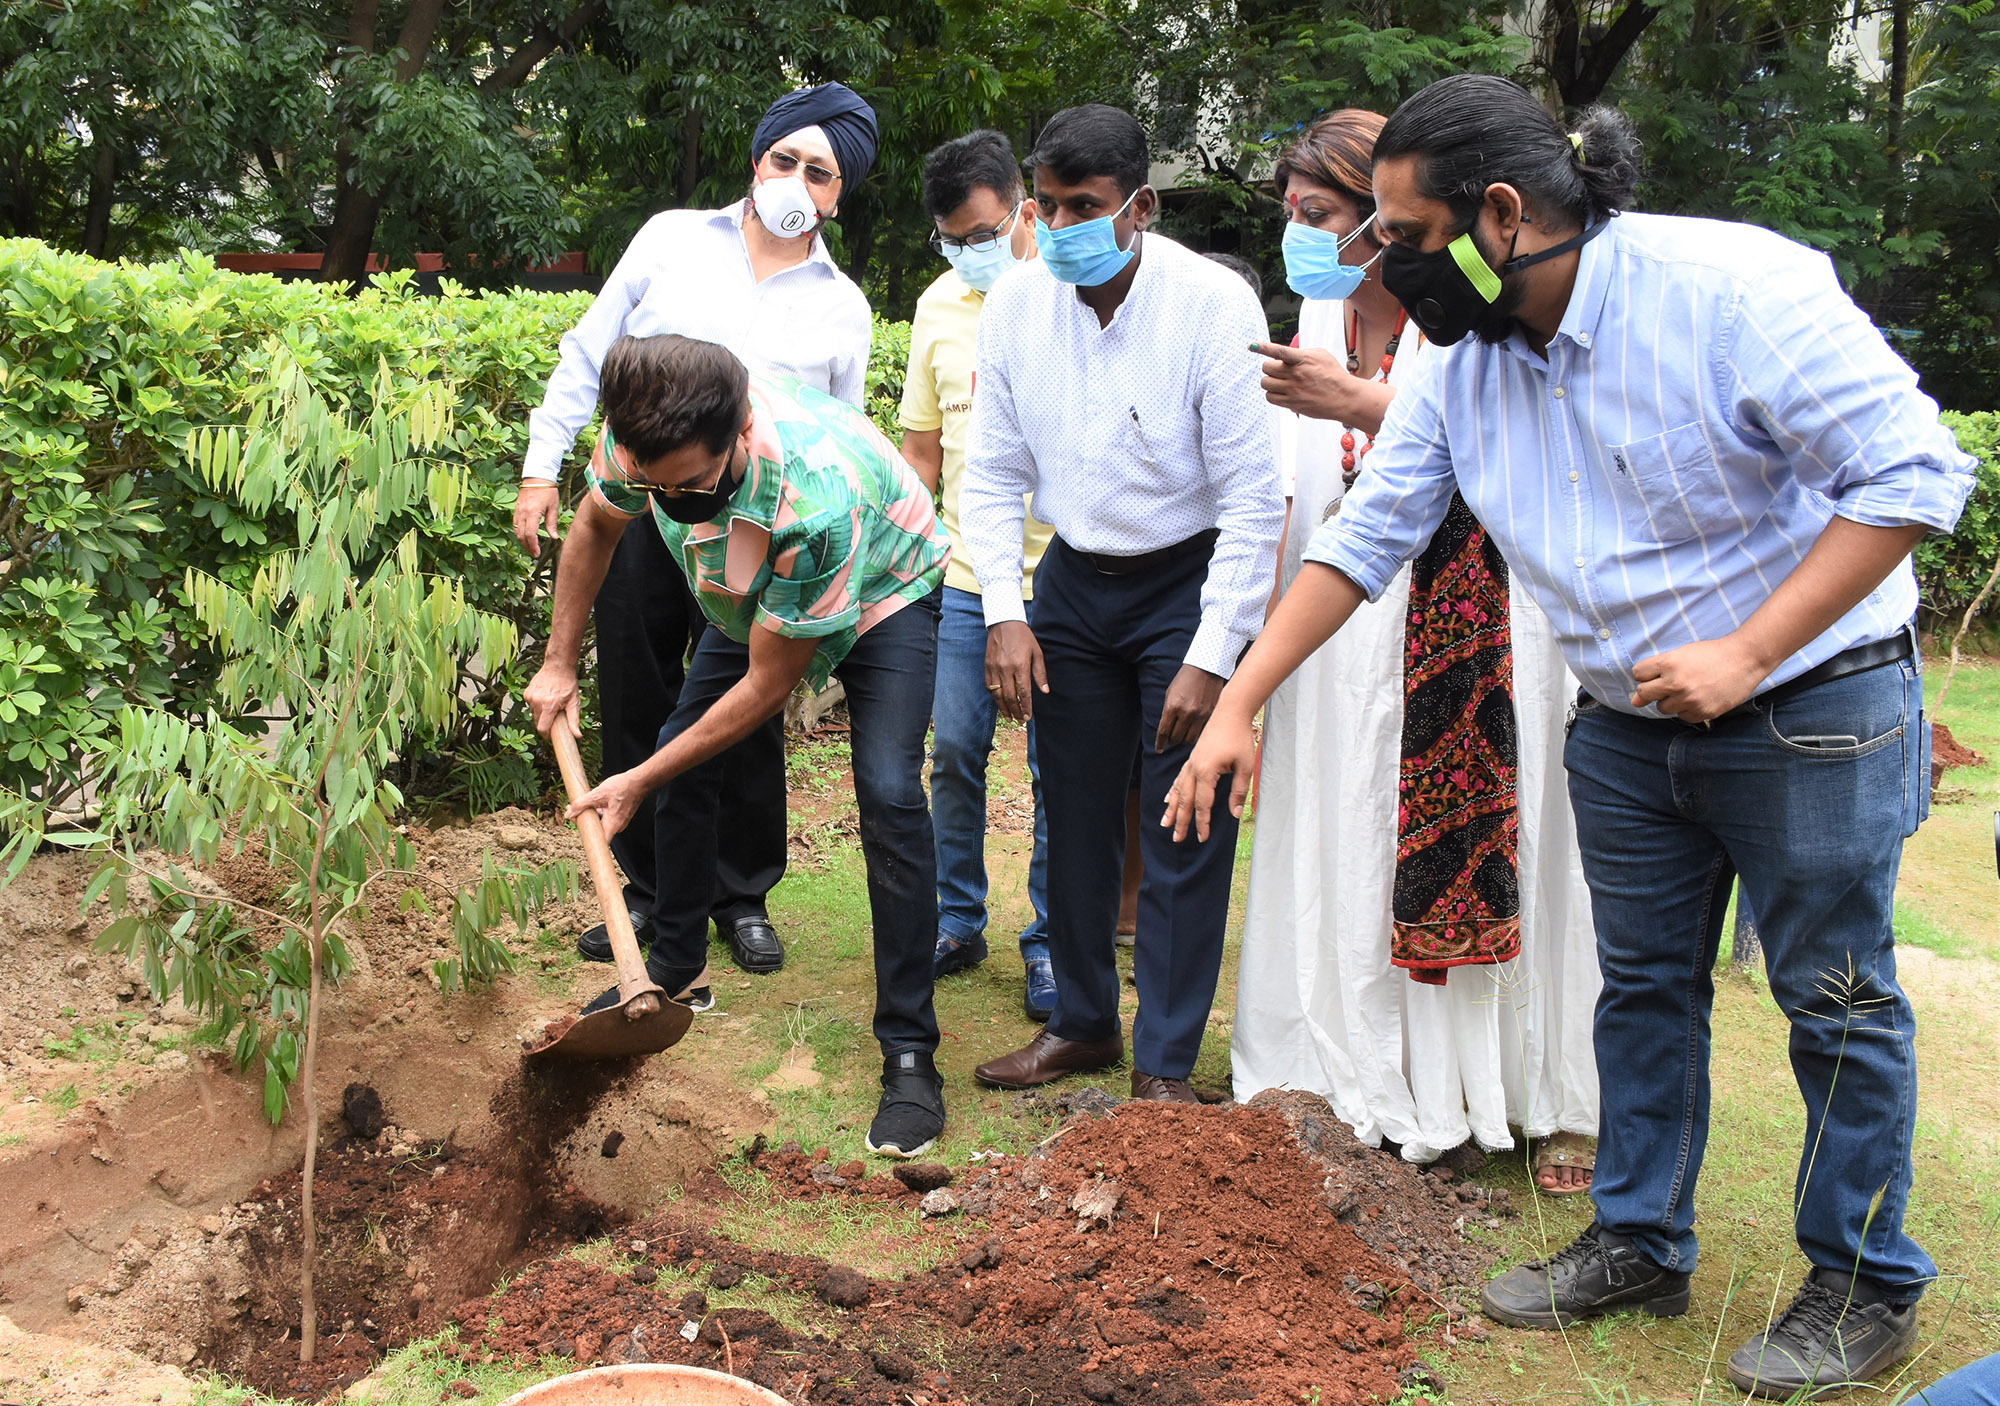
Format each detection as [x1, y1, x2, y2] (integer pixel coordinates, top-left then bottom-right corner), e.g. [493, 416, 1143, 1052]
[974, 1029, 1124, 1089]
[1131, 1071, 1200, 1104]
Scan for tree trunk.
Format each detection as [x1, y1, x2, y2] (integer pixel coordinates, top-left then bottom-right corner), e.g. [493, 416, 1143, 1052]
[298, 915, 326, 1362]
[478, 0, 604, 93]
[678, 101, 702, 204]
[320, 0, 449, 286]
[1731, 890, 1761, 970]
[81, 142, 116, 258]
[1546, 0, 1663, 109]
[1887, 0, 1911, 155]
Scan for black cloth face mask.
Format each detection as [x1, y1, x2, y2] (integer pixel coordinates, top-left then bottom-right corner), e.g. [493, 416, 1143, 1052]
[1381, 217, 1610, 346]
[653, 448, 743, 524]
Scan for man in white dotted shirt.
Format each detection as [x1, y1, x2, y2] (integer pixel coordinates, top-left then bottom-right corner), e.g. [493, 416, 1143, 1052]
[961, 104, 1285, 1102]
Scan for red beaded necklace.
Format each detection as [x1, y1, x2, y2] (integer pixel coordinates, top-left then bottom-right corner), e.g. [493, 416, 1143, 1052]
[1339, 306, 1408, 488]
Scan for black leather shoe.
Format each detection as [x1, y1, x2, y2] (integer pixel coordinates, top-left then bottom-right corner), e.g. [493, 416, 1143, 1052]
[1726, 1269, 1917, 1398]
[719, 915, 784, 973]
[576, 910, 651, 963]
[865, 1049, 945, 1159]
[1480, 1223, 1693, 1329]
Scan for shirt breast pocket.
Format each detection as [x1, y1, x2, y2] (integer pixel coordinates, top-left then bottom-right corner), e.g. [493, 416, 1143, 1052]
[1602, 420, 1741, 547]
[1125, 403, 1196, 474]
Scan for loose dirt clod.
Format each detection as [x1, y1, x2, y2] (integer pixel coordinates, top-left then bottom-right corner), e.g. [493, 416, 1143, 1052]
[341, 1083, 385, 1140]
[892, 1163, 953, 1193]
[816, 1266, 873, 1309]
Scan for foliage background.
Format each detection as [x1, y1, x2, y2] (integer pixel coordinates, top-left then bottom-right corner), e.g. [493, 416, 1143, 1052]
[1, 0, 1992, 404]
[3, 240, 1993, 827]
[0, 239, 914, 820]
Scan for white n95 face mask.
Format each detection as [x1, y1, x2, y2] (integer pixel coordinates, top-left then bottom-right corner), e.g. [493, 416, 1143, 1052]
[753, 175, 821, 238]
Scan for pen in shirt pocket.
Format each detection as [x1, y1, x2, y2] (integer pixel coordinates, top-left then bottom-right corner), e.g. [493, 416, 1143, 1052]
[1129, 405, 1160, 462]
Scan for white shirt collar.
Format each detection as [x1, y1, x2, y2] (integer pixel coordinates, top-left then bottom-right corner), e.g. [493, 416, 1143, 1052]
[713, 197, 841, 274]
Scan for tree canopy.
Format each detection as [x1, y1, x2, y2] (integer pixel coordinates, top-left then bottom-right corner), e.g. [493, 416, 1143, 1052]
[3, 0, 1993, 405]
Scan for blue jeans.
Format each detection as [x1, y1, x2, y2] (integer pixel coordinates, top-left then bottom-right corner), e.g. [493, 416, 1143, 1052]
[647, 591, 943, 1055]
[1564, 653, 1934, 1301]
[1913, 1353, 2000, 1405]
[930, 586, 1050, 962]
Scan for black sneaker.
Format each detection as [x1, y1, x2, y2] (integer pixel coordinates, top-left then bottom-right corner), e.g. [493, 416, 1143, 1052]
[718, 915, 785, 973]
[576, 910, 651, 963]
[1480, 1223, 1693, 1329]
[1726, 1269, 1918, 1398]
[864, 1050, 945, 1159]
[581, 961, 712, 1015]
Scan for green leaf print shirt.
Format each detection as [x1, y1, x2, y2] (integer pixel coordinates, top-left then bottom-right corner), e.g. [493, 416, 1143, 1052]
[589, 376, 950, 689]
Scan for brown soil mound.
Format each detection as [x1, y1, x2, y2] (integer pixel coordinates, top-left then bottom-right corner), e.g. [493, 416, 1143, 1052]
[204, 1056, 655, 1400]
[1246, 1088, 1511, 1294]
[1933, 721, 1987, 791]
[229, 1136, 618, 1400]
[458, 1101, 1433, 1406]
[915, 1100, 1421, 1405]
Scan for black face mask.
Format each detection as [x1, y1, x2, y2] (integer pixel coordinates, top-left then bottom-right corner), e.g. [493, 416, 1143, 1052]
[1381, 217, 1610, 346]
[653, 450, 742, 523]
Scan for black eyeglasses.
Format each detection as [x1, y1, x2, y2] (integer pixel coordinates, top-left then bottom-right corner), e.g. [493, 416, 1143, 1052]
[929, 205, 1021, 255]
[765, 149, 839, 188]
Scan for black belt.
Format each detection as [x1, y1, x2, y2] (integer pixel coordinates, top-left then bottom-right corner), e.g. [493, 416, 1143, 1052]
[1062, 528, 1219, 577]
[1581, 627, 1914, 719]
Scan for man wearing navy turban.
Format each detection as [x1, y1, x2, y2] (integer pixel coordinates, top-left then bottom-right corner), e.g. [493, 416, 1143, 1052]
[513, 80, 886, 1045]
[751, 81, 880, 199]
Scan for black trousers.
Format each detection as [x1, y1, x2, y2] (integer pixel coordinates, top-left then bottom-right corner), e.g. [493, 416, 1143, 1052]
[1030, 537, 1242, 1079]
[649, 595, 943, 1054]
[594, 521, 786, 927]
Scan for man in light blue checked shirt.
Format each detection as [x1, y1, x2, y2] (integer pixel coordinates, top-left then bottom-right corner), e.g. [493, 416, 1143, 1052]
[1166, 75, 1977, 1400]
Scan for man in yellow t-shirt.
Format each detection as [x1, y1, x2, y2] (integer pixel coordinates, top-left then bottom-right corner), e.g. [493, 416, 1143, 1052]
[899, 130, 1058, 1021]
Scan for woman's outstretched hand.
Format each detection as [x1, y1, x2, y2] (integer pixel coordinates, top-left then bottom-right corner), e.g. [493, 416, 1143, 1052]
[1163, 708, 1258, 843]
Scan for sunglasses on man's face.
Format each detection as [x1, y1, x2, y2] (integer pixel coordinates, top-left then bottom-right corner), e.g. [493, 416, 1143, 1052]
[614, 445, 733, 499]
[764, 149, 839, 188]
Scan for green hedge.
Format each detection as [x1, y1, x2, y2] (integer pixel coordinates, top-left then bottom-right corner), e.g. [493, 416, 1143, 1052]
[0, 239, 909, 813]
[1919, 411, 2000, 631]
[2, 238, 1995, 818]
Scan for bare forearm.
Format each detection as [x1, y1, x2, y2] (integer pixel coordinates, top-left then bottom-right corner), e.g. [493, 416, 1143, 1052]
[624, 630, 811, 796]
[1265, 500, 1292, 621]
[1733, 516, 1927, 674]
[1215, 562, 1366, 723]
[1328, 379, 1396, 438]
[899, 429, 944, 495]
[545, 505, 625, 672]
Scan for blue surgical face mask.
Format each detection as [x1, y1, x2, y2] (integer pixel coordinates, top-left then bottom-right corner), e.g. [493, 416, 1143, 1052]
[1035, 189, 1140, 287]
[941, 210, 1026, 293]
[1281, 218, 1384, 302]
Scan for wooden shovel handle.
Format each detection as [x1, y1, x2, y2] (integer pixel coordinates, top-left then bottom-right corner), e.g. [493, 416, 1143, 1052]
[551, 730, 660, 1019]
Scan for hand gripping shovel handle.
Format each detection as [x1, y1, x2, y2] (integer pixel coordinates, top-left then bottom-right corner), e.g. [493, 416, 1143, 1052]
[551, 730, 660, 1020]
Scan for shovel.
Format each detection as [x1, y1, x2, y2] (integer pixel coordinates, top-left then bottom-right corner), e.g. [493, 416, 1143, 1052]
[528, 729, 692, 1061]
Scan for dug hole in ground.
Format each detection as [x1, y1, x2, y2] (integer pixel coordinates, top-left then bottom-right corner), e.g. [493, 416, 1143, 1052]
[3, 708, 1997, 1404]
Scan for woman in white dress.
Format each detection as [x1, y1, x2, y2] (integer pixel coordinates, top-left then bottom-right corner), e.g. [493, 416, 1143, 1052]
[1232, 109, 1601, 1192]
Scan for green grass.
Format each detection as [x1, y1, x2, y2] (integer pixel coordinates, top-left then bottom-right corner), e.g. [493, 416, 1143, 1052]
[1894, 902, 1986, 960]
[47, 1082, 80, 1113]
[41, 1017, 129, 1064]
[187, 1330, 575, 1406]
[1425, 654, 2000, 1404]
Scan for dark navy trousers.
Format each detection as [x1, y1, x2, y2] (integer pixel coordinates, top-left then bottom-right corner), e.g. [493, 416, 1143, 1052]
[1029, 537, 1242, 1079]
[595, 520, 786, 927]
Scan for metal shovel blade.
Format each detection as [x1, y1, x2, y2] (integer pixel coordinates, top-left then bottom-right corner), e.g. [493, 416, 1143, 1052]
[529, 988, 692, 1060]
[527, 729, 694, 1062]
